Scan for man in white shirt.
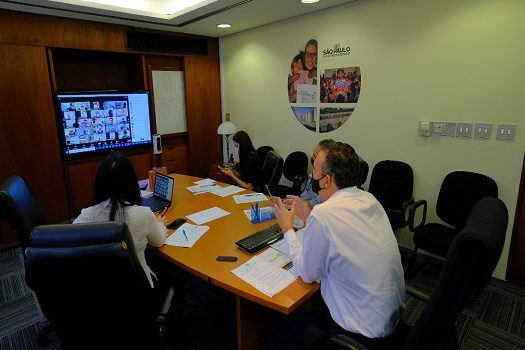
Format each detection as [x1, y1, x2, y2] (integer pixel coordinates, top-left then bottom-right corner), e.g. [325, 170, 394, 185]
[268, 140, 405, 350]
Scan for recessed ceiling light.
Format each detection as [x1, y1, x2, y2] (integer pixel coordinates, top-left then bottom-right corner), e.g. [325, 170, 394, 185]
[301, 0, 320, 3]
[217, 24, 231, 28]
[49, 0, 218, 20]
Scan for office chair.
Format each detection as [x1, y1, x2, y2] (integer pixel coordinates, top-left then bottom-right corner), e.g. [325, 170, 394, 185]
[322, 196, 508, 350]
[258, 150, 284, 195]
[274, 151, 308, 197]
[0, 175, 45, 252]
[368, 160, 414, 231]
[406, 171, 498, 275]
[25, 222, 175, 350]
[256, 145, 274, 165]
[357, 156, 369, 190]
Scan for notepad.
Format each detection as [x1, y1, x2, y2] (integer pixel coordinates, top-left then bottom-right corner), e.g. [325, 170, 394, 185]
[165, 223, 209, 248]
[186, 206, 230, 225]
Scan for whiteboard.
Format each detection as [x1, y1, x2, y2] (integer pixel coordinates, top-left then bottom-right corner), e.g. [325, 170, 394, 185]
[152, 70, 187, 134]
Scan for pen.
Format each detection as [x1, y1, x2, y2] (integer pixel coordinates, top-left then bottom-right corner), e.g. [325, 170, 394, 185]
[159, 206, 169, 217]
[265, 185, 272, 197]
[182, 229, 188, 241]
[244, 193, 259, 197]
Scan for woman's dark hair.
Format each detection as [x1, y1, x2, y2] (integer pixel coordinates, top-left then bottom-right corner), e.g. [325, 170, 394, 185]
[232, 130, 255, 164]
[94, 150, 141, 221]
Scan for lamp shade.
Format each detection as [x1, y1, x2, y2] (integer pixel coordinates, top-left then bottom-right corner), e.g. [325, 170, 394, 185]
[217, 121, 237, 135]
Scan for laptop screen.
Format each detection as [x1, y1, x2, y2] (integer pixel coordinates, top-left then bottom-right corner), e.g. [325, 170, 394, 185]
[153, 173, 174, 201]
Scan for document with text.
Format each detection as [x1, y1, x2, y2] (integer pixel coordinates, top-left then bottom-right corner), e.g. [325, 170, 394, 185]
[231, 247, 297, 297]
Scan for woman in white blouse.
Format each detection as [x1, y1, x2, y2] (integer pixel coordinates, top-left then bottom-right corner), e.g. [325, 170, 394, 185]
[73, 150, 167, 288]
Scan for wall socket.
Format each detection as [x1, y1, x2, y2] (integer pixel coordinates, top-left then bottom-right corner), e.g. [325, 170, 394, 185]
[456, 123, 473, 138]
[474, 123, 492, 139]
[496, 124, 516, 141]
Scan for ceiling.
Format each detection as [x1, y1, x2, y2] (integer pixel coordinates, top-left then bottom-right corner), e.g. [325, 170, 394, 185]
[0, 0, 356, 37]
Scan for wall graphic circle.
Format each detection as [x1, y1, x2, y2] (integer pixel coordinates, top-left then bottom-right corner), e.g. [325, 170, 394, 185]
[287, 38, 361, 133]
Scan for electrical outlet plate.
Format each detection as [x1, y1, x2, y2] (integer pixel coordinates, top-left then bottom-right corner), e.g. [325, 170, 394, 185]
[419, 121, 431, 137]
[444, 122, 456, 136]
[432, 122, 445, 135]
[496, 124, 516, 141]
[474, 123, 492, 139]
[456, 123, 473, 138]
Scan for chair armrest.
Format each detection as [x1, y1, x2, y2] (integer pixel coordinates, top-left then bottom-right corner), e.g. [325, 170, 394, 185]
[408, 199, 427, 232]
[292, 174, 309, 195]
[399, 198, 414, 226]
[156, 285, 175, 350]
[321, 334, 369, 350]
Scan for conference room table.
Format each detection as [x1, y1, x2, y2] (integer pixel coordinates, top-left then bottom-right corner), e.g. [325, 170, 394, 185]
[155, 173, 319, 350]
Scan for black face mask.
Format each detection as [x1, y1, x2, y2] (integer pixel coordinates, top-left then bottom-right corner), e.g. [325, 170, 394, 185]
[311, 175, 325, 195]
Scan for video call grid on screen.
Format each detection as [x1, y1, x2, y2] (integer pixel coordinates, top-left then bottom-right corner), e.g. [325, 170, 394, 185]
[56, 92, 152, 155]
[154, 174, 173, 200]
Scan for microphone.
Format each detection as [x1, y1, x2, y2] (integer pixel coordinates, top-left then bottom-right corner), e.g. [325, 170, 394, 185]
[152, 134, 163, 168]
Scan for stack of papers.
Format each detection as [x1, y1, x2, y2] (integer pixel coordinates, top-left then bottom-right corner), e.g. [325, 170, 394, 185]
[187, 184, 221, 195]
[212, 185, 245, 197]
[231, 246, 297, 297]
[165, 223, 209, 248]
[233, 193, 268, 204]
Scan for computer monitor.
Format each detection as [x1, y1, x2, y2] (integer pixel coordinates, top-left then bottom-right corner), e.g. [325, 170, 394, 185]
[55, 90, 153, 158]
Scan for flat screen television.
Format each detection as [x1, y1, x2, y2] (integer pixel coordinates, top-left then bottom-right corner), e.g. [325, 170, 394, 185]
[55, 90, 153, 158]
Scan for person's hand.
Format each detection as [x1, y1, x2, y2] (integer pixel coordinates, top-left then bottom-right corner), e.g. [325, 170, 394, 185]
[156, 215, 168, 226]
[283, 195, 298, 210]
[220, 167, 234, 178]
[291, 196, 312, 222]
[270, 196, 294, 233]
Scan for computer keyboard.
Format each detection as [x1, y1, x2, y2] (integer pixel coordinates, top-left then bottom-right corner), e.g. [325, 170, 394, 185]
[235, 223, 283, 254]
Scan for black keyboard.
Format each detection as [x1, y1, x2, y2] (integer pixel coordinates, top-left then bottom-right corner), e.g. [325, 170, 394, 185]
[235, 223, 283, 254]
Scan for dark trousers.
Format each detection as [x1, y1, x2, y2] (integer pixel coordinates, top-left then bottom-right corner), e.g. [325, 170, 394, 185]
[265, 292, 394, 350]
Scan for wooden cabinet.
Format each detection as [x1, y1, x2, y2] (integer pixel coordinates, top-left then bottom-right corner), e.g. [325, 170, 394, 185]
[160, 133, 189, 174]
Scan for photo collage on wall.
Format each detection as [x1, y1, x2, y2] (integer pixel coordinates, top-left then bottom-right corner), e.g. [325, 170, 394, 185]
[287, 38, 361, 133]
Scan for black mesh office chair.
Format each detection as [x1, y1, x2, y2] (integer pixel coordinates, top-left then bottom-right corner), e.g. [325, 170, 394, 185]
[257, 150, 284, 195]
[406, 171, 498, 275]
[25, 222, 175, 350]
[368, 160, 414, 230]
[274, 151, 308, 197]
[256, 145, 274, 165]
[323, 196, 508, 350]
[0, 175, 45, 252]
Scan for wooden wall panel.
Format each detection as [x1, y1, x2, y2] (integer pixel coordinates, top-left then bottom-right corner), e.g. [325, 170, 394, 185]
[184, 54, 222, 177]
[0, 10, 126, 51]
[0, 44, 69, 224]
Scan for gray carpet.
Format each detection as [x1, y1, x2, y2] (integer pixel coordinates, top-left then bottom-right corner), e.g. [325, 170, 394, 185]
[2, 247, 525, 349]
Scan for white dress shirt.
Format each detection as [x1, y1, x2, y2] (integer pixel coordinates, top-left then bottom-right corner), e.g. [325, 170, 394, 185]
[73, 199, 167, 288]
[285, 187, 405, 338]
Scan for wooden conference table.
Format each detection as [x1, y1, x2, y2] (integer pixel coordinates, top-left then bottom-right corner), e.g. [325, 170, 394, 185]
[155, 174, 319, 350]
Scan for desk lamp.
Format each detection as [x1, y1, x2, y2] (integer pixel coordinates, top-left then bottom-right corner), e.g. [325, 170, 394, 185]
[217, 120, 237, 165]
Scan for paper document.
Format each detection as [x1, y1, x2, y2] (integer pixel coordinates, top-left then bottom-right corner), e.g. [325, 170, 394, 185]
[233, 193, 268, 204]
[270, 229, 304, 257]
[186, 206, 230, 225]
[187, 184, 221, 195]
[165, 223, 209, 248]
[258, 246, 298, 278]
[231, 253, 296, 297]
[194, 178, 216, 186]
[212, 185, 245, 197]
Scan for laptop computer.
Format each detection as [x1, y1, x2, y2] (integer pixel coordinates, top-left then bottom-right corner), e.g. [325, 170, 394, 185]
[141, 173, 174, 212]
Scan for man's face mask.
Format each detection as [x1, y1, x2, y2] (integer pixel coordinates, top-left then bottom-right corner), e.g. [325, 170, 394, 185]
[311, 174, 326, 194]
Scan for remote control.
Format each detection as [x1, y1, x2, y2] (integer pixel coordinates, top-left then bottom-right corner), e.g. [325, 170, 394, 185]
[216, 256, 238, 262]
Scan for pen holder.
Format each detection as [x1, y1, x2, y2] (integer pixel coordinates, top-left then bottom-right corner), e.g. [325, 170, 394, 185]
[250, 204, 275, 224]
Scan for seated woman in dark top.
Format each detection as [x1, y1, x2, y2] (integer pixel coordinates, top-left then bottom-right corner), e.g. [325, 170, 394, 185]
[220, 130, 261, 190]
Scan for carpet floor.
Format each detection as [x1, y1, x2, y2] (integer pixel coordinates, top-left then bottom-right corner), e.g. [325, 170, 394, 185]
[1, 247, 525, 349]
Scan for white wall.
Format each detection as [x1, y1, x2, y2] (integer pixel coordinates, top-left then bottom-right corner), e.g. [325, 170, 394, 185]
[221, 0, 525, 279]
